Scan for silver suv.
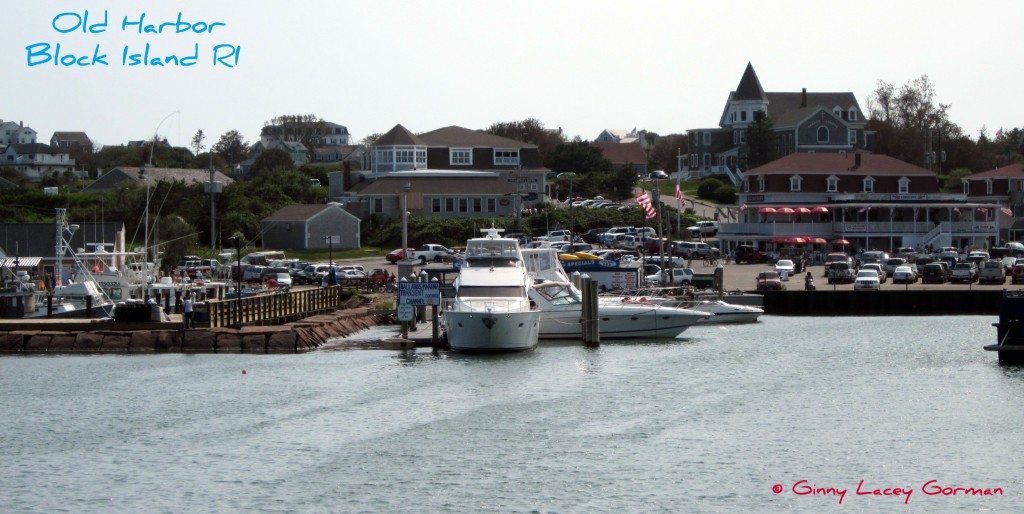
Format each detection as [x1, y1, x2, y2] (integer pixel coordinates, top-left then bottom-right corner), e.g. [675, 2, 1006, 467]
[672, 241, 720, 259]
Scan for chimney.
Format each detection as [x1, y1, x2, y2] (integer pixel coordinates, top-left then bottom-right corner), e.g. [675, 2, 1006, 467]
[343, 161, 351, 191]
[20, 120, 24, 127]
[855, 153, 861, 168]
[800, 89, 806, 108]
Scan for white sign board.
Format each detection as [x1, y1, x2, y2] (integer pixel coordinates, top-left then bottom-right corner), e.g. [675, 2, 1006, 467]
[398, 282, 441, 305]
[397, 304, 415, 322]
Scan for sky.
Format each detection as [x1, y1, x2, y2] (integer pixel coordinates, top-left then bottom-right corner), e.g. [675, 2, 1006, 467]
[5, 0, 1023, 151]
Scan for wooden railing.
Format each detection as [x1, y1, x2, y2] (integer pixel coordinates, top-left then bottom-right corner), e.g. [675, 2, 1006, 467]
[205, 286, 348, 328]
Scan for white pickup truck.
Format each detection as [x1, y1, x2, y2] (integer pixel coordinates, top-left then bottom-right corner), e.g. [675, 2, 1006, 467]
[409, 244, 455, 264]
[533, 230, 573, 242]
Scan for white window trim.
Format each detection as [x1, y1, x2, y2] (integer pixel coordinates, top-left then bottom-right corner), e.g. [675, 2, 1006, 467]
[493, 148, 520, 166]
[862, 176, 875, 193]
[986, 179, 993, 195]
[703, 132, 711, 145]
[450, 148, 473, 166]
[848, 108, 858, 121]
[826, 175, 839, 193]
[817, 127, 829, 143]
[758, 177, 765, 192]
[790, 175, 803, 192]
[898, 177, 911, 194]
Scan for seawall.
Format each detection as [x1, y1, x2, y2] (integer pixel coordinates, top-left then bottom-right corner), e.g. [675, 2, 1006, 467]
[0, 307, 394, 355]
[760, 289, 1003, 315]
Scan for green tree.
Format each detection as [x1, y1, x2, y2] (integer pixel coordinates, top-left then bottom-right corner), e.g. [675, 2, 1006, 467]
[714, 184, 738, 204]
[262, 114, 326, 154]
[485, 118, 566, 161]
[190, 129, 206, 159]
[647, 134, 687, 173]
[213, 130, 249, 165]
[250, 148, 294, 174]
[544, 142, 614, 198]
[941, 168, 972, 193]
[697, 177, 724, 200]
[866, 75, 964, 170]
[744, 111, 777, 168]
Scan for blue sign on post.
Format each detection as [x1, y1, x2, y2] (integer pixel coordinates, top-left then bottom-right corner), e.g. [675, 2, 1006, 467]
[398, 282, 441, 305]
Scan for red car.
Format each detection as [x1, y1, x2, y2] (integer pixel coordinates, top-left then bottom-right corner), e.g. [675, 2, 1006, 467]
[756, 271, 785, 291]
[386, 248, 413, 264]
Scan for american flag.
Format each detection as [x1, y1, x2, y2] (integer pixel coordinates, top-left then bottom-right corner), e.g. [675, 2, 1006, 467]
[740, 203, 748, 211]
[635, 191, 656, 219]
[1002, 207, 1014, 216]
[674, 182, 684, 205]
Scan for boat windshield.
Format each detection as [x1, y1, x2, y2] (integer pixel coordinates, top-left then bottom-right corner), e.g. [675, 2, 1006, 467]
[457, 285, 526, 298]
[534, 283, 581, 306]
[464, 257, 519, 268]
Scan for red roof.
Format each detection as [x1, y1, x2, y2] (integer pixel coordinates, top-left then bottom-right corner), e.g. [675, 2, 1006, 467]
[747, 152, 934, 177]
[965, 163, 1024, 180]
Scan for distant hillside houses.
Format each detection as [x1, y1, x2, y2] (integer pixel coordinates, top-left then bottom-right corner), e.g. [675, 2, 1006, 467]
[0, 119, 38, 145]
[0, 143, 76, 181]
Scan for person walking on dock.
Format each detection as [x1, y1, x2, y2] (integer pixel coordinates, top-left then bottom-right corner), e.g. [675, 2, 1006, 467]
[182, 295, 194, 329]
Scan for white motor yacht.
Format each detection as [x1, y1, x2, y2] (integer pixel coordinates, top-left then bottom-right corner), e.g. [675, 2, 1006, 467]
[443, 228, 541, 352]
[522, 248, 709, 338]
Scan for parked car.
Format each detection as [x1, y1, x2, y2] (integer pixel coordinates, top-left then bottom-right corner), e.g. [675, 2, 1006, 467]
[686, 220, 719, 238]
[534, 230, 573, 243]
[979, 260, 1007, 284]
[883, 258, 907, 277]
[826, 261, 855, 284]
[858, 251, 889, 268]
[735, 244, 767, 264]
[645, 267, 695, 286]
[921, 262, 948, 284]
[1012, 263, 1024, 284]
[774, 259, 795, 278]
[861, 263, 887, 283]
[386, 248, 413, 264]
[270, 272, 292, 289]
[854, 269, 881, 291]
[824, 252, 853, 275]
[598, 227, 636, 246]
[756, 271, 785, 291]
[579, 228, 610, 244]
[950, 262, 978, 283]
[891, 265, 918, 284]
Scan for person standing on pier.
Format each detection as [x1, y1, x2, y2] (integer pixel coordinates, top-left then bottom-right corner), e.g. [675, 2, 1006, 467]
[182, 295, 194, 329]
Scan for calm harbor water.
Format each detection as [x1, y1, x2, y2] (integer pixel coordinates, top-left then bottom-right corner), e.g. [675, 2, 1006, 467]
[2, 316, 1022, 513]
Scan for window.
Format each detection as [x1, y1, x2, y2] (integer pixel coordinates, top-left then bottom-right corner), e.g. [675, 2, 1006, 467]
[986, 179, 993, 195]
[450, 148, 472, 166]
[862, 177, 875, 193]
[395, 149, 414, 163]
[703, 153, 710, 166]
[817, 127, 829, 142]
[849, 131, 856, 144]
[833, 108, 842, 118]
[376, 149, 393, 163]
[790, 175, 802, 192]
[371, 197, 383, 213]
[486, 198, 496, 212]
[530, 183, 537, 191]
[415, 149, 426, 164]
[473, 198, 482, 212]
[703, 132, 711, 145]
[445, 198, 455, 212]
[849, 109, 858, 121]
[494, 149, 519, 166]
[827, 175, 839, 193]
[896, 177, 910, 194]
[741, 111, 747, 122]
[758, 177, 765, 192]
[743, 179, 750, 192]
[739, 131, 747, 144]
[459, 198, 468, 212]
[432, 198, 441, 213]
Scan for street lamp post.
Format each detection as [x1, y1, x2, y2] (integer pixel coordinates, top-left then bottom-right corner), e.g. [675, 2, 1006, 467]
[557, 172, 577, 243]
[402, 182, 411, 255]
[228, 233, 244, 298]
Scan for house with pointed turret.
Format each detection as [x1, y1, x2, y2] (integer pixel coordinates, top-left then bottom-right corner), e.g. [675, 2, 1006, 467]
[681, 63, 874, 186]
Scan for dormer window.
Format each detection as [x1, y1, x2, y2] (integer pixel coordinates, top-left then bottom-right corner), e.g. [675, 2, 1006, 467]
[493, 148, 519, 166]
[758, 177, 766, 192]
[790, 175, 803, 192]
[817, 127, 829, 142]
[848, 108, 858, 121]
[833, 107, 842, 118]
[898, 177, 910, 194]
[862, 176, 875, 193]
[826, 175, 839, 193]
[986, 179, 994, 195]
[450, 148, 472, 166]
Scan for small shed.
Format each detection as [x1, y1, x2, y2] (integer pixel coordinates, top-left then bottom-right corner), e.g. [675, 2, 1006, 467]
[261, 202, 360, 250]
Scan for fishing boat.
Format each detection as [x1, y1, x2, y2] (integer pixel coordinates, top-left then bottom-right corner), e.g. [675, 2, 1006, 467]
[984, 289, 1024, 364]
[442, 227, 541, 352]
[522, 248, 708, 338]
